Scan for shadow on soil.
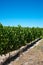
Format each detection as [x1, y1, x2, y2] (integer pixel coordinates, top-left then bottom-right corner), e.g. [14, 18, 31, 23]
[2, 38, 41, 65]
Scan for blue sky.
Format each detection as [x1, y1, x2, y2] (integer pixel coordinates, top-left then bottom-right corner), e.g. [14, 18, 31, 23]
[0, 0, 43, 27]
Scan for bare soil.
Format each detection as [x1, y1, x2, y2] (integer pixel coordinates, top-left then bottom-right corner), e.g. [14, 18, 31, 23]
[8, 39, 43, 65]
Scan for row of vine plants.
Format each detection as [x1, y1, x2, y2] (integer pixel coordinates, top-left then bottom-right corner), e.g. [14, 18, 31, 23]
[0, 23, 43, 55]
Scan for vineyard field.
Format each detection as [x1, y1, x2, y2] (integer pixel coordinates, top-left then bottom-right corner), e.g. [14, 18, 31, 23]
[0, 23, 43, 55]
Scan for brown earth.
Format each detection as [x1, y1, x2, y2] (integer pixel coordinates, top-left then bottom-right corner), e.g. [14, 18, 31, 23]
[8, 39, 43, 65]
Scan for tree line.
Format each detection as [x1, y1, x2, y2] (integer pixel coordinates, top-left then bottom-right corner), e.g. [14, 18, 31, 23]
[0, 23, 43, 55]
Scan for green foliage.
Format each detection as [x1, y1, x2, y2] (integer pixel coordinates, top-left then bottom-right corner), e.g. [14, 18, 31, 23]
[0, 23, 43, 55]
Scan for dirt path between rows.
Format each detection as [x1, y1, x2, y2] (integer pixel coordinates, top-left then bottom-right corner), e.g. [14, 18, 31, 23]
[8, 39, 43, 65]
